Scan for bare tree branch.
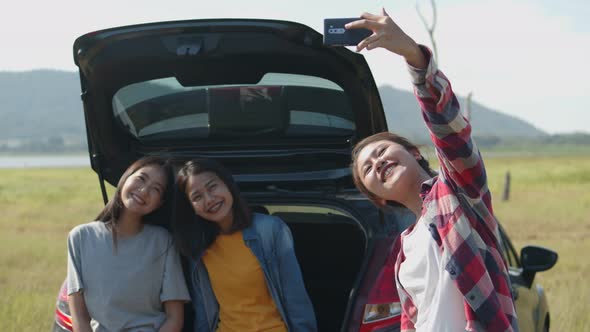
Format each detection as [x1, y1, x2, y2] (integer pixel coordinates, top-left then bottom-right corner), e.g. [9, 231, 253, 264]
[416, 0, 476, 121]
[416, 0, 439, 64]
[465, 91, 473, 120]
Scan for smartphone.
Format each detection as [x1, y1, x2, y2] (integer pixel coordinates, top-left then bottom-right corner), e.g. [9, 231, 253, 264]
[323, 18, 372, 46]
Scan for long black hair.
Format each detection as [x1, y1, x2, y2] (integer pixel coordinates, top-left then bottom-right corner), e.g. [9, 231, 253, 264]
[96, 155, 175, 247]
[173, 158, 251, 260]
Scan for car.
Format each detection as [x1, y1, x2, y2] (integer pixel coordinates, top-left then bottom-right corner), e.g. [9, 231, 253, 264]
[498, 226, 557, 332]
[53, 18, 557, 332]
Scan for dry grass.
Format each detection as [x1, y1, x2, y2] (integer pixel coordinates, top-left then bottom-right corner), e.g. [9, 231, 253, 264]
[483, 156, 590, 331]
[0, 155, 588, 331]
[0, 168, 107, 331]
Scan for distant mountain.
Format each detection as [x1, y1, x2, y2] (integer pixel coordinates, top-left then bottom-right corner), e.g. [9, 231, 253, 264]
[379, 85, 546, 143]
[0, 70, 547, 151]
[0, 70, 83, 141]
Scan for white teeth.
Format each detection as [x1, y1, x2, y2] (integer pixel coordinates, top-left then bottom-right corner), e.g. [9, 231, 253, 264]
[385, 167, 393, 178]
[131, 193, 145, 205]
[208, 201, 223, 213]
[382, 163, 397, 181]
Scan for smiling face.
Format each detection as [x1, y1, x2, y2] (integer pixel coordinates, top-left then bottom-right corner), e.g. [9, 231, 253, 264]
[120, 164, 167, 217]
[185, 171, 234, 228]
[355, 139, 425, 205]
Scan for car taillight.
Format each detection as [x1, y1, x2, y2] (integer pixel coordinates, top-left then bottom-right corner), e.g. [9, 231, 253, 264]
[356, 237, 403, 332]
[55, 281, 73, 331]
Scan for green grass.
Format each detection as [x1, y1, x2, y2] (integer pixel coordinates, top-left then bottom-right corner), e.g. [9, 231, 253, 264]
[1, 156, 589, 331]
[484, 156, 590, 331]
[0, 169, 110, 331]
[481, 143, 590, 157]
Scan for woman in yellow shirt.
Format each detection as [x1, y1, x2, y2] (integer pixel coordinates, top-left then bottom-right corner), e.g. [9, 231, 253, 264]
[172, 158, 317, 332]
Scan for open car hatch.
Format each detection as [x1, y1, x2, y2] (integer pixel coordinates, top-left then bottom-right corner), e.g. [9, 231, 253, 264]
[73, 19, 387, 189]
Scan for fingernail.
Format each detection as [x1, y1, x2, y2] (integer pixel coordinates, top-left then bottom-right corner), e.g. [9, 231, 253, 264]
[345, 23, 350, 28]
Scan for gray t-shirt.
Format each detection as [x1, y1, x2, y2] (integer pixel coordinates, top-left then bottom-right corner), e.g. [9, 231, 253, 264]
[67, 221, 190, 332]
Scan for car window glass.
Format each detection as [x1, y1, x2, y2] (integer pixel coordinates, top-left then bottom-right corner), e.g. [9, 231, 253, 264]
[112, 73, 355, 140]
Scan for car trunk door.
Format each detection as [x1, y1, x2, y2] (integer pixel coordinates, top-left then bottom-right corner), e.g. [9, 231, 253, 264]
[73, 19, 387, 190]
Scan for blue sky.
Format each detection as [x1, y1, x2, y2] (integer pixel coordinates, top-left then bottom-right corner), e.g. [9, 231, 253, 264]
[1, 0, 588, 134]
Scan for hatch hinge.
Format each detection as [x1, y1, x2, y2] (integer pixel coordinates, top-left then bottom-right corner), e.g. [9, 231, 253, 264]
[90, 153, 109, 205]
[80, 90, 88, 102]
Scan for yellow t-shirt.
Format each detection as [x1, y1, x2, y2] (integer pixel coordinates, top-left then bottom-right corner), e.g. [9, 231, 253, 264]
[202, 230, 288, 332]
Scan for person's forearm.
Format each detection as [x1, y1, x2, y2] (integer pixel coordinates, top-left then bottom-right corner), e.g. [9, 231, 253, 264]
[158, 318, 183, 332]
[403, 42, 428, 70]
[159, 300, 184, 332]
[72, 320, 92, 332]
[407, 46, 489, 199]
[68, 293, 92, 332]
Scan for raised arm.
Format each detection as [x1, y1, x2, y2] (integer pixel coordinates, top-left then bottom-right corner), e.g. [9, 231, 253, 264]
[407, 48, 488, 201]
[346, 9, 488, 200]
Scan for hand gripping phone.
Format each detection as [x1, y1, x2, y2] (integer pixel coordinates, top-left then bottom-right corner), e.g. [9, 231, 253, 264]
[323, 18, 372, 46]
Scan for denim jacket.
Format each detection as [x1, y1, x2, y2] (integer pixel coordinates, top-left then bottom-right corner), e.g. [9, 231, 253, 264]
[188, 213, 318, 332]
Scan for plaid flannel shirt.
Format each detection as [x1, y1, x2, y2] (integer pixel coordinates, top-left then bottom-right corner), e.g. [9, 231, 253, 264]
[393, 46, 519, 332]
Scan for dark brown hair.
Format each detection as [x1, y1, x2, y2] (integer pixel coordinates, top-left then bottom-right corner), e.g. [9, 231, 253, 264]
[351, 132, 436, 207]
[96, 156, 175, 247]
[172, 158, 252, 259]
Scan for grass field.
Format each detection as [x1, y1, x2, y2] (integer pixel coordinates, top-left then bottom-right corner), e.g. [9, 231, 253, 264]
[482, 155, 590, 331]
[0, 155, 589, 331]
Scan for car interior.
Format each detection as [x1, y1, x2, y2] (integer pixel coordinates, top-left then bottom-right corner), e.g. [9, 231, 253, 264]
[272, 210, 366, 331]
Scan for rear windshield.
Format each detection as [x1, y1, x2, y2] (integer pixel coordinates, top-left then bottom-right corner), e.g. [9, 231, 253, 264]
[112, 73, 355, 140]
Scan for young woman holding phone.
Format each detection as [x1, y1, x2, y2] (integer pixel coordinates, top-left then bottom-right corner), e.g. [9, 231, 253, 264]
[347, 9, 518, 332]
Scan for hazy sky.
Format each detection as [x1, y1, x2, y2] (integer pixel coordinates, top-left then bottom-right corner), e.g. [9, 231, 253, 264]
[1, 0, 588, 134]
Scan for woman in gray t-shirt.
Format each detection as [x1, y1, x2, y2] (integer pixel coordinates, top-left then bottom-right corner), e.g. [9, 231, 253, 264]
[67, 156, 190, 332]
